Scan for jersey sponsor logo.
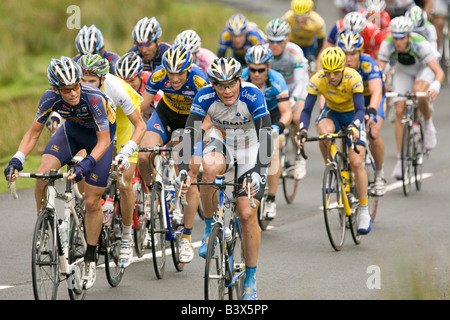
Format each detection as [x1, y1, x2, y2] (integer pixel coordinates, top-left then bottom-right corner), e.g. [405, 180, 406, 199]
[198, 92, 215, 103]
[242, 89, 257, 102]
[50, 145, 59, 152]
[153, 123, 164, 132]
[352, 81, 363, 90]
[193, 75, 208, 89]
[152, 68, 166, 82]
[361, 61, 372, 73]
[89, 173, 98, 182]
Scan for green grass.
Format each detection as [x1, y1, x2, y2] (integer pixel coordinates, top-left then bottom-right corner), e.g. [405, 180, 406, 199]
[0, 0, 270, 193]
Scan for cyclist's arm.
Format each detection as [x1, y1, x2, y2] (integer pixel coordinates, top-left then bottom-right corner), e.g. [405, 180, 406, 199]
[291, 66, 308, 100]
[178, 112, 205, 173]
[367, 78, 383, 111]
[126, 109, 147, 145]
[426, 58, 445, 100]
[276, 100, 293, 131]
[313, 37, 324, 58]
[17, 120, 45, 158]
[351, 92, 365, 129]
[299, 93, 318, 131]
[254, 114, 273, 170]
[140, 87, 155, 116]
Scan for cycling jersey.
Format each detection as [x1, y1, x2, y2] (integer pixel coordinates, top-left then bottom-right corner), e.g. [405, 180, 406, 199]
[36, 84, 116, 187]
[139, 71, 152, 95]
[128, 42, 172, 72]
[241, 68, 290, 112]
[145, 64, 209, 115]
[359, 9, 391, 36]
[102, 73, 141, 163]
[73, 50, 120, 75]
[264, 42, 309, 102]
[217, 29, 266, 66]
[378, 33, 436, 66]
[196, 47, 218, 73]
[415, 21, 439, 57]
[282, 10, 327, 48]
[327, 19, 384, 57]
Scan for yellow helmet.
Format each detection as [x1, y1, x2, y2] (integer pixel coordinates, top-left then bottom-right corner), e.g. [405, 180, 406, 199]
[320, 47, 346, 72]
[291, 0, 314, 15]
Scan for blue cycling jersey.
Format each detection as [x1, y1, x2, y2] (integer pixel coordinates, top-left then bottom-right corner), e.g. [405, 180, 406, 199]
[217, 29, 266, 65]
[73, 49, 120, 75]
[128, 42, 172, 72]
[356, 53, 385, 97]
[241, 68, 290, 112]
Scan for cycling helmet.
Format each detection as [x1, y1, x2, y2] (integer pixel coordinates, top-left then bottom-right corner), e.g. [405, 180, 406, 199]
[226, 14, 248, 36]
[162, 44, 193, 73]
[245, 45, 273, 65]
[337, 31, 364, 52]
[47, 56, 82, 87]
[320, 47, 346, 72]
[207, 57, 242, 83]
[132, 17, 162, 44]
[75, 25, 104, 55]
[366, 0, 386, 13]
[265, 18, 291, 41]
[343, 12, 367, 33]
[77, 54, 110, 77]
[174, 29, 201, 54]
[291, 0, 314, 15]
[389, 16, 414, 37]
[115, 52, 143, 81]
[405, 6, 428, 32]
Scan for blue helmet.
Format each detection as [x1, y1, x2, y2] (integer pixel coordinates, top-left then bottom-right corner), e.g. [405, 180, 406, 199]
[337, 31, 364, 52]
[162, 44, 193, 73]
[226, 14, 248, 36]
[207, 57, 242, 83]
[75, 25, 104, 55]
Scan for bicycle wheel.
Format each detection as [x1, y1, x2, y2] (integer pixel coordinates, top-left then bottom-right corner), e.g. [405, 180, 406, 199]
[413, 123, 424, 191]
[133, 180, 149, 258]
[104, 201, 125, 287]
[364, 150, 379, 221]
[281, 135, 299, 204]
[31, 209, 59, 300]
[401, 123, 413, 196]
[257, 190, 271, 231]
[347, 192, 362, 245]
[67, 209, 87, 300]
[204, 224, 228, 300]
[228, 218, 245, 300]
[170, 224, 184, 272]
[322, 162, 346, 251]
[150, 183, 166, 279]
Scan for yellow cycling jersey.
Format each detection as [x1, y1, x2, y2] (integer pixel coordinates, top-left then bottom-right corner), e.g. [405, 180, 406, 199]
[282, 10, 326, 47]
[308, 67, 363, 113]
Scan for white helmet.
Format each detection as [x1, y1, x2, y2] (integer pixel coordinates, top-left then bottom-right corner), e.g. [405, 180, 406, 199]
[265, 19, 291, 41]
[47, 56, 82, 87]
[75, 25, 104, 55]
[389, 16, 414, 36]
[132, 17, 162, 44]
[405, 6, 428, 32]
[115, 52, 143, 81]
[344, 12, 366, 33]
[174, 30, 201, 54]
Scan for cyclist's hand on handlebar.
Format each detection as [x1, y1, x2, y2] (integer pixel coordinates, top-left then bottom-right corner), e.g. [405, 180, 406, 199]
[175, 169, 191, 196]
[347, 126, 359, 142]
[242, 172, 262, 196]
[296, 130, 308, 149]
[68, 155, 96, 182]
[4, 158, 23, 182]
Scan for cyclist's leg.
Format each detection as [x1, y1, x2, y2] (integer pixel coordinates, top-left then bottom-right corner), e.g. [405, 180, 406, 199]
[316, 106, 338, 162]
[370, 98, 387, 193]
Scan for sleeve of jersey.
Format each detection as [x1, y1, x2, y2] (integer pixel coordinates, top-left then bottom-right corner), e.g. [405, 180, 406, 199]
[315, 13, 327, 39]
[218, 30, 230, 53]
[35, 90, 57, 124]
[272, 71, 290, 101]
[245, 87, 270, 120]
[90, 95, 113, 132]
[145, 68, 165, 95]
[327, 24, 338, 44]
[377, 40, 392, 62]
[116, 81, 140, 116]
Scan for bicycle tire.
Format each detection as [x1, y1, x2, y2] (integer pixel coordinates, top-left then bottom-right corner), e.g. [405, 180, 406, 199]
[170, 226, 184, 272]
[257, 190, 271, 231]
[104, 200, 125, 287]
[228, 218, 245, 300]
[150, 183, 166, 279]
[67, 209, 87, 300]
[31, 209, 59, 300]
[322, 161, 346, 251]
[133, 179, 148, 258]
[281, 134, 299, 204]
[401, 123, 413, 196]
[414, 122, 424, 191]
[364, 150, 379, 222]
[204, 224, 228, 300]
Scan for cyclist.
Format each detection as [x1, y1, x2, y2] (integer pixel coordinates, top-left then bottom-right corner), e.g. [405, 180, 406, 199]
[217, 13, 266, 67]
[359, 0, 391, 36]
[242, 45, 291, 219]
[174, 29, 218, 73]
[177, 57, 273, 300]
[73, 25, 120, 74]
[4, 57, 116, 289]
[137, 44, 209, 264]
[128, 17, 171, 72]
[319, 11, 385, 62]
[265, 18, 310, 180]
[377, 16, 444, 179]
[405, 5, 439, 54]
[115, 52, 162, 121]
[298, 47, 372, 235]
[77, 54, 147, 268]
[281, 0, 327, 62]
[338, 31, 388, 196]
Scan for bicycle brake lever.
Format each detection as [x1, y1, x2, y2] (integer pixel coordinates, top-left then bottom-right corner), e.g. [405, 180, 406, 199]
[245, 174, 256, 209]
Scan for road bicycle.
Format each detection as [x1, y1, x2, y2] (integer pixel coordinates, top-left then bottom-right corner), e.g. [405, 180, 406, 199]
[131, 166, 151, 258]
[98, 159, 126, 287]
[8, 158, 87, 300]
[192, 172, 255, 300]
[299, 130, 362, 251]
[364, 126, 379, 222]
[139, 145, 186, 279]
[385, 91, 426, 196]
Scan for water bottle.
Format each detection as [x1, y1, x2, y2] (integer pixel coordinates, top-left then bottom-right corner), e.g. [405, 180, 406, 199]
[166, 186, 175, 214]
[224, 227, 232, 248]
[58, 219, 69, 246]
[102, 197, 114, 227]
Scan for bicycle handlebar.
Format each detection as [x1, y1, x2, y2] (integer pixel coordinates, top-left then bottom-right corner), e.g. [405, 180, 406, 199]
[385, 91, 427, 98]
[139, 146, 175, 153]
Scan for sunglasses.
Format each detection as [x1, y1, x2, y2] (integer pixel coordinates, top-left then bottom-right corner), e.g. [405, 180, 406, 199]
[136, 40, 153, 47]
[59, 82, 80, 94]
[268, 39, 285, 44]
[249, 67, 267, 74]
[213, 78, 239, 90]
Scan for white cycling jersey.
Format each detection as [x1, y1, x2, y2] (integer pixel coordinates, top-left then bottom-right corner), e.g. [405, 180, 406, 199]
[264, 42, 309, 102]
[102, 73, 141, 117]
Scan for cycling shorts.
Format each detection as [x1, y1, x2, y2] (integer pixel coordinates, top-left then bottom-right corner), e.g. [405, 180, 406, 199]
[43, 120, 116, 187]
[391, 64, 435, 103]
